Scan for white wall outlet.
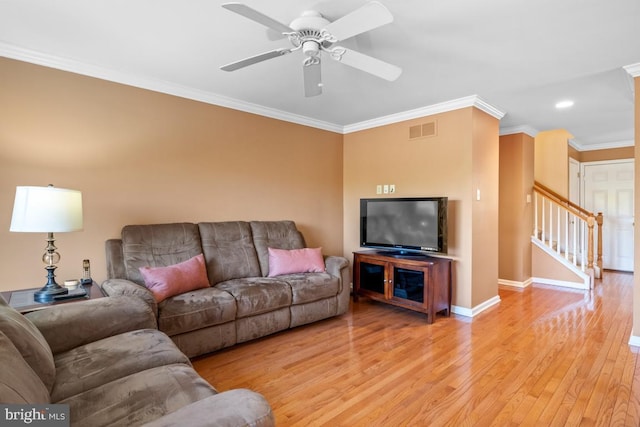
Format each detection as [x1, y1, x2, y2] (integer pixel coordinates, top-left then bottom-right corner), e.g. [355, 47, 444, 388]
[390, 184, 396, 193]
[376, 185, 382, 194]
[476, 189, 481, 201]
[383, 184, 389, 194]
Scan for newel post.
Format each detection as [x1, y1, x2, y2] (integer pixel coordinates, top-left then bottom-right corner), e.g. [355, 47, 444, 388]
[596, 212, 604, 274]
[587, 215, 595, 269]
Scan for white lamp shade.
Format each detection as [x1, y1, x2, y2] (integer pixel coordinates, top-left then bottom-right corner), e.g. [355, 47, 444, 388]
[10, 186, 83, 233]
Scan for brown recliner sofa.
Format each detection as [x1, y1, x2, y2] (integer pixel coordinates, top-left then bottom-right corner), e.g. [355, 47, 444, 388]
[0, 295, 274, 427]
[102, 220, 351, 358]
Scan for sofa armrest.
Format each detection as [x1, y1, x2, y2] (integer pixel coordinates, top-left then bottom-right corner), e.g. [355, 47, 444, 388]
[324, 256, 350, 291]
[24, 296, 156, 354]
[101, 278, 158, 317]
[142, 389, 274, 427]
[325, 255, 351, 316]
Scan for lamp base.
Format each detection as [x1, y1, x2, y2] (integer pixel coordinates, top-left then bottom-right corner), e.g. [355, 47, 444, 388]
[34, 264, 68, 302]
[33, 284, 68, 302]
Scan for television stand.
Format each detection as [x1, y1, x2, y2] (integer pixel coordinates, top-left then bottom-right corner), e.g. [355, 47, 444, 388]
[353, 251, 452, 323]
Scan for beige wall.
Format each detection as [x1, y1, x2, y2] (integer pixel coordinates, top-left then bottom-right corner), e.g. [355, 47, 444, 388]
[568, 145, 580, 161]
[578, 146, 634, 162]
[0, 58, 344, 291]
[499, 133, 534, 283]
[470, 108, 500, 307]
[343, 107, 499, 310]
[534, 129, 572, 197]
[531, 244, 586, 284]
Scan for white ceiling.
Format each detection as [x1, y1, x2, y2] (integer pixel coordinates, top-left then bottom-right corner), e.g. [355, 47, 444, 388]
[1, 0, 639, 149]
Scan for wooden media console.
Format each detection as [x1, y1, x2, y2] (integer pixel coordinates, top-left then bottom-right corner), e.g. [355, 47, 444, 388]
[353, 250, 452, 324]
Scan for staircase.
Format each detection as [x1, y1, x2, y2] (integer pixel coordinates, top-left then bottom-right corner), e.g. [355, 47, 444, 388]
[532, 181, 603, 289]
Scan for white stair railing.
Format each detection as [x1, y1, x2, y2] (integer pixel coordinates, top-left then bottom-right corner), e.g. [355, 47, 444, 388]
[533, 182, 603, 277]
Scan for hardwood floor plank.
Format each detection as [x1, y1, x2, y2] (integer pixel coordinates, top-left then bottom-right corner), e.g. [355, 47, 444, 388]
[624, 349, 640, 425]
[589, 302, 633, 425]
[192, 271, 640, 425]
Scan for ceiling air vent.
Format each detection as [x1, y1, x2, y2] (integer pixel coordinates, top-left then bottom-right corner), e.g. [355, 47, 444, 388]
[409, 121, 437, 140]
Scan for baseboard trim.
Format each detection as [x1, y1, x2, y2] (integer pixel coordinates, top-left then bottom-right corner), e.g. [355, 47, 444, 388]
[531, 277, 589, 290]
[629, 333, 640, 348]
[452, 295, 501, 318]
[498, 278, 533, 289]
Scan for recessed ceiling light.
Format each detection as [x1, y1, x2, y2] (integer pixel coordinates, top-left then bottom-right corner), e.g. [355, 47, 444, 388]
[555, 100, 574, 109]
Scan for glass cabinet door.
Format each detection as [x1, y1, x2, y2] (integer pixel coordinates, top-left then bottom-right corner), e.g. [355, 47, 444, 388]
[359, 261, 386, 295]
[393, 267, 424, 303]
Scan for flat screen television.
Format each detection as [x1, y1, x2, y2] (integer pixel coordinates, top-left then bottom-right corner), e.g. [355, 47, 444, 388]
[360, 197, 448, 254]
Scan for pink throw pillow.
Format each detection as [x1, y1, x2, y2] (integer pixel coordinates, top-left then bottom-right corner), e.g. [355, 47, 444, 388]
[268, 247, 325, 277]
[139, 254, 210, 302]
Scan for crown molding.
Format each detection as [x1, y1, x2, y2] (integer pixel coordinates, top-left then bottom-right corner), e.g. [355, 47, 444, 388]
[623, 62, 640, 77]
[623, 63, 640, 98]
[569, 138, 634, 151]
[568, 138, 581, 151]
[0, 43, 343, 133]
[499, 125, 539, 138]
[343, 95, 506, 134]
[1, 43, 507, 136]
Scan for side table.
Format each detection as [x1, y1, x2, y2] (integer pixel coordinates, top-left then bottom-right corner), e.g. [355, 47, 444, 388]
[0, 281, 104, 314]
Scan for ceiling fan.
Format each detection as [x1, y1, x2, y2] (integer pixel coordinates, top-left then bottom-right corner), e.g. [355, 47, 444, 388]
[220, 1, 402, 97]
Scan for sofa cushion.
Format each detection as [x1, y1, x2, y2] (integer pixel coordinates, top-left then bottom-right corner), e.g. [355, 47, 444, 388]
[25, 296, 157, 355]
[0, 331, 50, 404]
[0, 296, 55, 392]
[140, 253, 210, 302]
[216, 278, 292, 318]
[250, 221, 306, 276]
[51, 329, 191, 402]
[143, 389, 275, 427]
[158, 287, 237, 336]
[280, 272, 340, 304]
[121, 223, 203, 286]
[59, 364, 217, 427]
[198, 221, 262, 284]
[268, 247, 325, 277]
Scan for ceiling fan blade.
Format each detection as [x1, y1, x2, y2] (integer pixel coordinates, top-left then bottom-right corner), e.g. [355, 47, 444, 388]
[322, 1, 393, 42]
[222, 3, 293, 37]
[332, 47, 402, 81]
[220, 48, 292, 71]
[303, 61, 322, 97]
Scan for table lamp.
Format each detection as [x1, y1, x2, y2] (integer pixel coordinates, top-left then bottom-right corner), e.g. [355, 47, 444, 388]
[10, 185, 84, 302]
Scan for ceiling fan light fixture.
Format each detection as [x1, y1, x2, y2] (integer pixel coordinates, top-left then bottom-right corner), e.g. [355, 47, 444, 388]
[302, 40, 320, 57]
[221, 2, 402, 94]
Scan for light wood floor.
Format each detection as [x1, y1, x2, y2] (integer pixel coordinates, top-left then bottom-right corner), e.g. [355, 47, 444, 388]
[193, 271, 640, 426]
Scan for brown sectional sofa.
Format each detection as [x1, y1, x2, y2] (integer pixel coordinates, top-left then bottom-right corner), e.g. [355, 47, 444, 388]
[102, 220, 351, 358]
[0, 295, 274, 426]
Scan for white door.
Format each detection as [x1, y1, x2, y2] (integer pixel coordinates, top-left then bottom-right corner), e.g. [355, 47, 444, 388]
[582, 160, 634, 272]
